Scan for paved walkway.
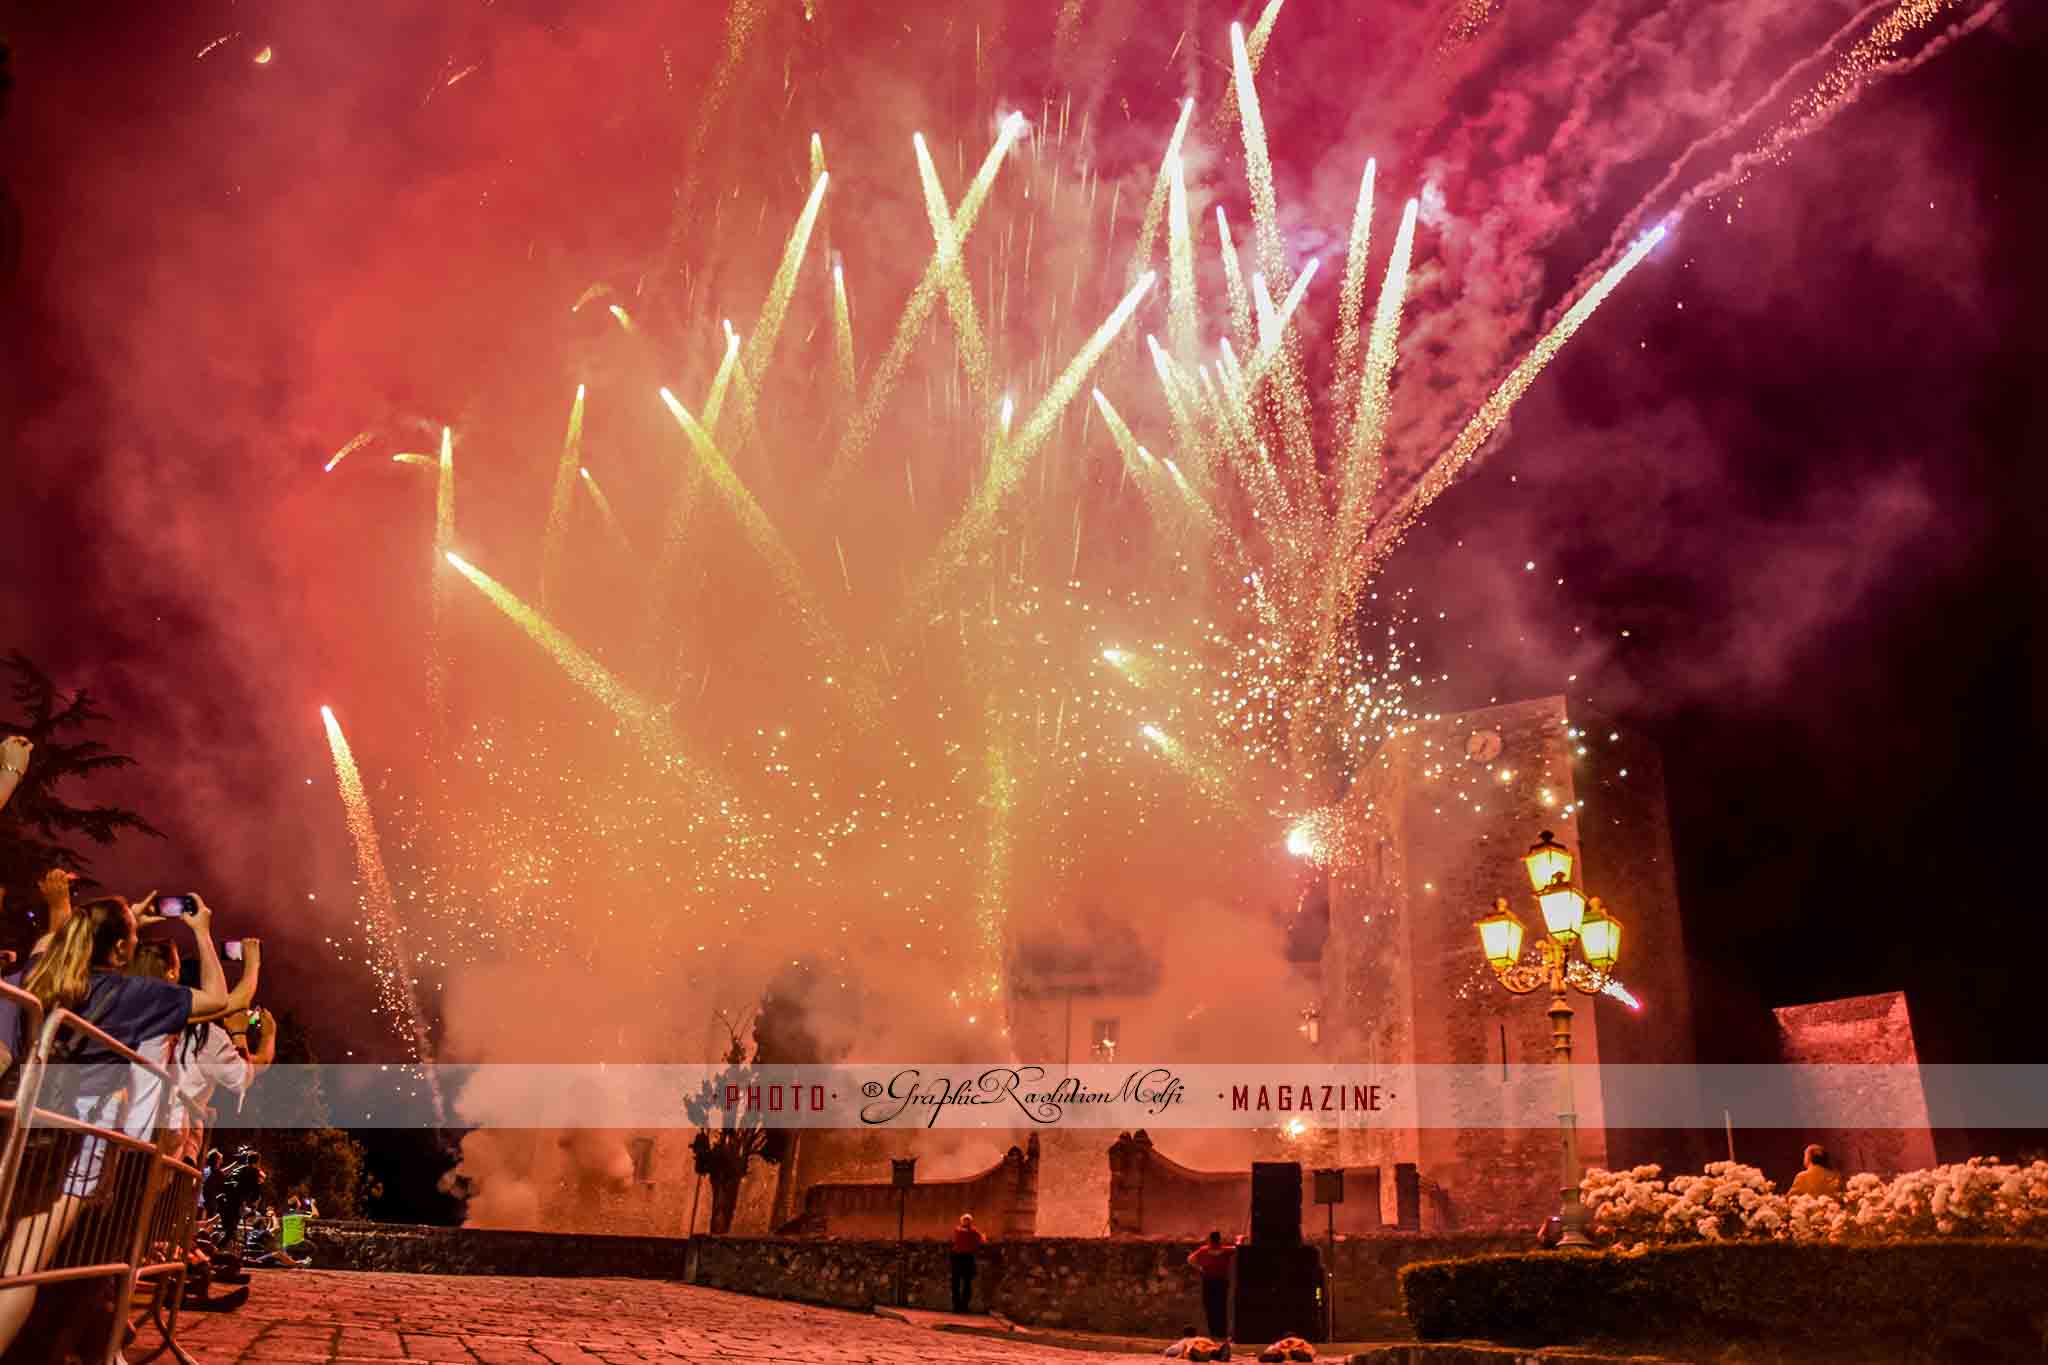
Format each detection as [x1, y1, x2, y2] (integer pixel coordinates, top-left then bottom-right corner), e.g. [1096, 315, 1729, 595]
[167, 1270, 1164, 1363]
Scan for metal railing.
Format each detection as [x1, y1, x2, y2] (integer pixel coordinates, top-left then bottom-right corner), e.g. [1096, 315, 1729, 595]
[0, 979, 213, 1364]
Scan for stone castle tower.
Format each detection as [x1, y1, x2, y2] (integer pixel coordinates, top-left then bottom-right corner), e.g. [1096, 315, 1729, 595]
[1004, 693, 1705, 1234]
[1315, 694, 1703, 1227]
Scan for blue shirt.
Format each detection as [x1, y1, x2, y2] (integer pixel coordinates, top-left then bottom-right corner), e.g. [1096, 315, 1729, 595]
[0, 968, 191, 1096]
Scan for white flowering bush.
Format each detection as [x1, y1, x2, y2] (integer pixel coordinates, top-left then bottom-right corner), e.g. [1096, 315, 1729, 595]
[1577, 1157, 2048, 1246]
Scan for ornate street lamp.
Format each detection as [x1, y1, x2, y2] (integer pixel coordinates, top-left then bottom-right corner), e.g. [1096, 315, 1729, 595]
[1523, 829, 1574, 893]
[1474, 830, 1628, 1247]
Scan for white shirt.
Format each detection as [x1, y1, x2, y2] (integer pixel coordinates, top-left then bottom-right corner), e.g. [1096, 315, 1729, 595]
[132, 1022, 253, 1134]
[175, 1021, 254, 1127]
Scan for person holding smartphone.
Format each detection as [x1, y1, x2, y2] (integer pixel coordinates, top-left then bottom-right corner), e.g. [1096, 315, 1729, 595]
[126, 928, 270, 1162]
[0, 893, 231, 1353]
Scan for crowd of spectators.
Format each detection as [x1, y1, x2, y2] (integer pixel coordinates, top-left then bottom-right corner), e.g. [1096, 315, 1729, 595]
[0, 732, 299, 1359]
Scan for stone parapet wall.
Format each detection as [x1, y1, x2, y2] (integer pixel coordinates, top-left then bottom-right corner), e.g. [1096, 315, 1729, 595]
[302, 1220, 692, 1278]
[695, 1232, 1523, 1338]
[781, 1133, 1039, 1238]
[302, 1222, 1524, 1340]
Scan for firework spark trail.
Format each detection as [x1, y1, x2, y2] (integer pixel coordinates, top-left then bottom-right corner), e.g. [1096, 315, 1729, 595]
[393, 453, 434, 467]
[973, 732, 1015, 1001]
[539, 385, 586, 612]
[1091, 388, 1157, 477]
[833, 115, 1026, 477]
[673, 0, 768, 251]
[323, 431, 373, 474]
[1228, 22, 1320, 483]
[434, 425, 455, 550]
[1216, 208, 1253, 356]
[1138, 723, 1250, 818]
[1092, 388, 1190, 538]
[1365, 226, 1669, 572]
[426, 426, 455, 725]
[1230, 22, 1287, 292]
[578, 466, 633, 554]
[1210, 338, 1265, 468]
[1244, 261, 1321, 500]
[644, 326, 742, 655]
[1213, 0, 1286, 133]
[608, 304, 636, 335]
[444, 552, 722, 790]
[1143, 335, 1210, 491]
[1670, 0, 2005, 223]
[1341, 199, 1418, 519]
[831, 264, 858, 400]
[703, 324, 742, 434]
[1249, 261, 1320, 374]
[660, 387, 814, 607]
[1439, 0, 1500, 55]
[912, 137, 995, 400]
[908, 272, 1155, 614]
[1332, 160, 1378, 433]
[658, 388, 874, 711]
[1130, 100, 1195, 290]
[321, 706, 445, 1122]
[740, 170, 832, 393]
[1568, 0, 1991, 331]
[1320, 199, 1417, 668]
[1166, 151, 1199, 365]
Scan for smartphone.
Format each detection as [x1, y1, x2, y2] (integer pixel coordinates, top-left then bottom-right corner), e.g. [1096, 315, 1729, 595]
[224, 940, 244, 962]
[157, 894, 195, 918]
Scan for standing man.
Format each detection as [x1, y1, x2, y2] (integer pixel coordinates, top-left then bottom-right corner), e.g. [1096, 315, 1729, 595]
[1187, 1230, 1237, 1342]
[949, 1213, 985, 1313]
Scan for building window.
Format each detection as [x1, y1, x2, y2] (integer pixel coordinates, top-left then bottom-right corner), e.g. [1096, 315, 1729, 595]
[1091, 1018, 1120, 1062]
[628, 1136, 655, 1184]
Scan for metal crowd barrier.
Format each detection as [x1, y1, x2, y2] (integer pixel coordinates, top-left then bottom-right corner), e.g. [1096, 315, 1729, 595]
[0, 979, 213, 1365]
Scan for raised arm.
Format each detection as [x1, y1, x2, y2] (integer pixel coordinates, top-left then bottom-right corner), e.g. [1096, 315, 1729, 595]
[244, 1007, 278, 1076]
[185, 897, 231, 1018]
[0, 737, 30, 812]
[28, 867, 75, 960]
[211, 938, 262, 1017]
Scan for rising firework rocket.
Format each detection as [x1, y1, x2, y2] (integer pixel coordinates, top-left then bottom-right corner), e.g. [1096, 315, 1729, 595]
[320, 706, 445, 1123]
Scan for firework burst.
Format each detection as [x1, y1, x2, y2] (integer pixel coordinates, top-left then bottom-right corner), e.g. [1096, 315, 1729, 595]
[325, 11, 1683, 1053]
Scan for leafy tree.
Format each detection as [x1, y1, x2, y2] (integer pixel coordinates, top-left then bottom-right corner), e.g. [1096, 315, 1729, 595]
[0, 653, 161, 943]
[216, 1009, 381, 1218]
[683, 962, 833, 1233]
[684, 1018, 771, 1235]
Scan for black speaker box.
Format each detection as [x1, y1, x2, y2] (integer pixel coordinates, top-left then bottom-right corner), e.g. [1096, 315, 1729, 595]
[1231, 1243, 1326, 1344]
[1249, 1161, 1302, 1246]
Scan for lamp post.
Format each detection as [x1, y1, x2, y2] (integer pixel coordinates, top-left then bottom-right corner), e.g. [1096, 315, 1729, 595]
[891, 1157, 917, 1306]
[1474, 829, 1626, 1248]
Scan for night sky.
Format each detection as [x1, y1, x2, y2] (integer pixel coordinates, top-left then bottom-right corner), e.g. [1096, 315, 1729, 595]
[1, 0, 2041, 1092]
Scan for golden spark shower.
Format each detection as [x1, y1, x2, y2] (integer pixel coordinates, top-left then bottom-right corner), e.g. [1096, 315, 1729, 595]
[303, 1, 1971, 1060]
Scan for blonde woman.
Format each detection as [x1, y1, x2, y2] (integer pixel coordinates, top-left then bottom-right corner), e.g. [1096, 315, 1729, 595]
[0, 895, 230, 1352]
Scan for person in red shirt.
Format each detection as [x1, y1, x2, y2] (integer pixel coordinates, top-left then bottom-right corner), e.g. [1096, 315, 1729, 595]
[950, 1213, 986, 1313]
[1187, 1229, 1237, 1340]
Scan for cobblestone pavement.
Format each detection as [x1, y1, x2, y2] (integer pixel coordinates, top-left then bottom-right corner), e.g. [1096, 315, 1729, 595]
[165, 1270, 1162, 1363]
